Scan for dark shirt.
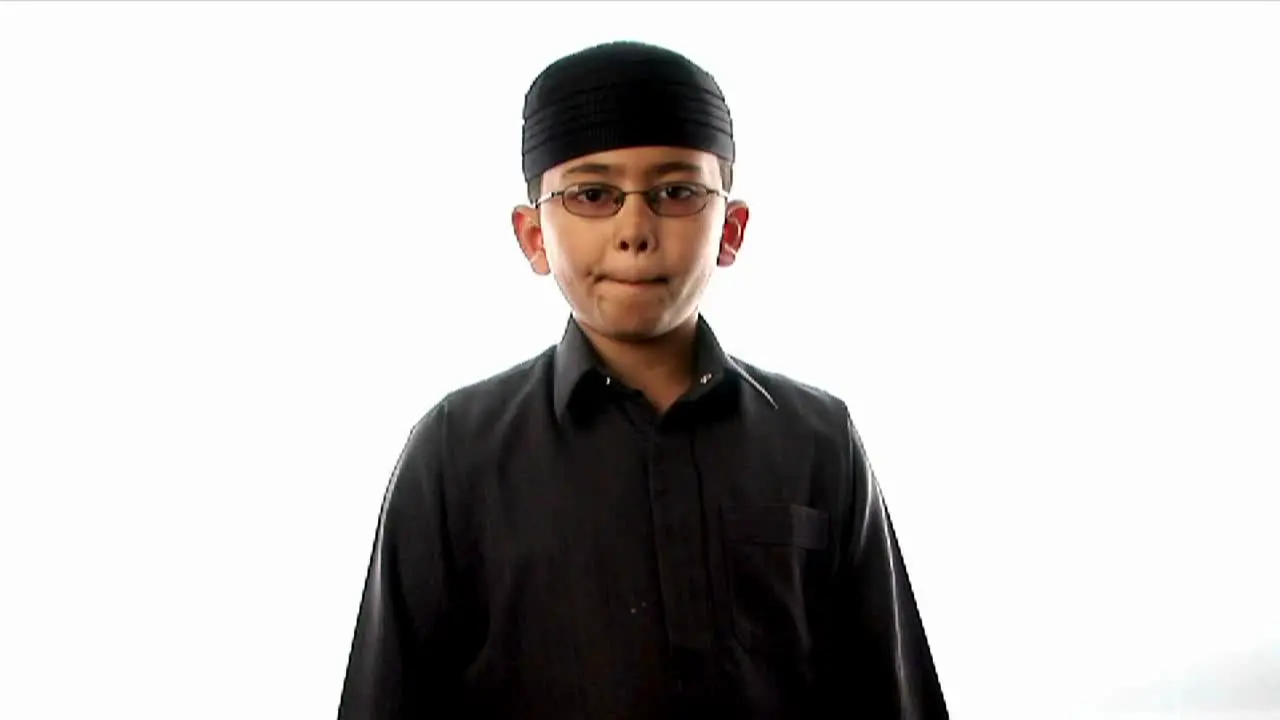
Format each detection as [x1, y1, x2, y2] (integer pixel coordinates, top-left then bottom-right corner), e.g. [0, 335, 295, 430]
[338, 316, 948, 719]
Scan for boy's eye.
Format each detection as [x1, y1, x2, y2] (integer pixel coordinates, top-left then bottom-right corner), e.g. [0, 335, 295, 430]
[566, 185, 619, 205]
[656, 184, 698, 200]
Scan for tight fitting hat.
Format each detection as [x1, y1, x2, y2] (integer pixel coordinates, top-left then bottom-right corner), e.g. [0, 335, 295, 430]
[521, 41, 735, 184]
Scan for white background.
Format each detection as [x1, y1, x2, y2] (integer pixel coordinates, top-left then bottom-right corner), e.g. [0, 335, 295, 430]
[2, 2, 1278, 718]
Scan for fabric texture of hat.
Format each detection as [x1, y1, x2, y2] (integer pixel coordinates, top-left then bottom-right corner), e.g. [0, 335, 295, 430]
[521, 41, 735, 184]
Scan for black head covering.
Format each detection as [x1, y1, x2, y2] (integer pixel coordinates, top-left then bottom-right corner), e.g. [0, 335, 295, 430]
[521, 41, 735, 184]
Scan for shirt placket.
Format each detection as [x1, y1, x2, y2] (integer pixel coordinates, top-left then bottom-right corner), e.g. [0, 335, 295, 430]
[646, 410, 713, 694]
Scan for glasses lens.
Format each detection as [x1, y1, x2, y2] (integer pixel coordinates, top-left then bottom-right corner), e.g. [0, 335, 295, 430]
[562, 185, 623, 217]
[649, 183, 711, 217]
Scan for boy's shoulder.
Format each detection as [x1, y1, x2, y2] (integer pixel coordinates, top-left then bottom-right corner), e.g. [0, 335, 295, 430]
[431, 345, 557, 425]
[728, 355, 852, 426]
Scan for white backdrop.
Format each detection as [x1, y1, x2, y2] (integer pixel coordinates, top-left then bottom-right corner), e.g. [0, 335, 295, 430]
[2, 2, 1278, 719]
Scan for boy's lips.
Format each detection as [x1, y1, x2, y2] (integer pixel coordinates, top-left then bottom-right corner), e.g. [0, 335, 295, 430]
[599, 274, 667, 285]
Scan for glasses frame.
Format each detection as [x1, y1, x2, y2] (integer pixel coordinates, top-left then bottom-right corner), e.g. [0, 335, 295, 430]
[535, 181, 728, 218]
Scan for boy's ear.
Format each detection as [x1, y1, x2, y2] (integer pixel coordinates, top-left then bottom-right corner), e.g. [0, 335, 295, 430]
[718, 200, 750, 268]
[512, 205, 550, 276]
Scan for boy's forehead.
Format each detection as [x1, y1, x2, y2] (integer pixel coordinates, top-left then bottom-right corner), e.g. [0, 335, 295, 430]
[548, 146, 718, 180]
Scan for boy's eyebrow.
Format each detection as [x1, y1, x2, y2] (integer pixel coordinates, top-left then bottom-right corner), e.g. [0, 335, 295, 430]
[648, 160, 705, 177]
[562, 160, 707, 180]
[562, 162, 617, 178]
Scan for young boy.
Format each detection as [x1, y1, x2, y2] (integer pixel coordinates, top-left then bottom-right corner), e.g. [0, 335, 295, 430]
[339, 41, 948, 719]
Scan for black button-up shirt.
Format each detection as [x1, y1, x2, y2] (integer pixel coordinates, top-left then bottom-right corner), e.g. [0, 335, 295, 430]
[339, 317, 947, 719]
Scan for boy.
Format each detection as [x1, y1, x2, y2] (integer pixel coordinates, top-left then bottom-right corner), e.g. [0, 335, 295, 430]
[339, 41, 948, 719]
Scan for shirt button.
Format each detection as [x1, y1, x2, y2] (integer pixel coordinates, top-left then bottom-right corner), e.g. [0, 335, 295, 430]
[604, 376, 612, 385]
[699, 373, 712, 384]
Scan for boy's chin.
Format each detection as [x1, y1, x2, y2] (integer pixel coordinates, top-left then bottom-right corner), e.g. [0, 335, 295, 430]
[585, 311, 677, 343]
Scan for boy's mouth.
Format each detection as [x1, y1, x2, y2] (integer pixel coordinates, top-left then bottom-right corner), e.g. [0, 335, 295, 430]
[598, 273, 668, 286]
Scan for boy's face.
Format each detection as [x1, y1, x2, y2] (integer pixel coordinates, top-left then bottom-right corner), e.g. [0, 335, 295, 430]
[512, 146, 750, 342]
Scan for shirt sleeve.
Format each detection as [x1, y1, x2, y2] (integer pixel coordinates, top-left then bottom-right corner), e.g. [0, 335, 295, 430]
[816, 407, 949, 719]
[338, 403, 465, 718]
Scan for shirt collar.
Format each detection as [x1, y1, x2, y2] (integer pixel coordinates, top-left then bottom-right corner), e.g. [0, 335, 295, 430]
[552, 314, 776, 421]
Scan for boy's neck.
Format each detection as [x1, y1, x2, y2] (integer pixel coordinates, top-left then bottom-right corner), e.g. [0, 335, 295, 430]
[578, 314, 700, 412]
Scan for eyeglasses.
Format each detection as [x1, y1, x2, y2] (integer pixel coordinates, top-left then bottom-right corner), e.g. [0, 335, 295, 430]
[535, 181, 726, 218]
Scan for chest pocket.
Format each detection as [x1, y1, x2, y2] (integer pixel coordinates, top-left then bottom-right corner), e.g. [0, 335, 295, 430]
[721, 503, 830, 656]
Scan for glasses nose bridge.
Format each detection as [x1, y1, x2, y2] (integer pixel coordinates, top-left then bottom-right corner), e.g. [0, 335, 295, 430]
[606, 188, 661, 220]
[613, 188, 656, 214]
[610, 189, 659, 252]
